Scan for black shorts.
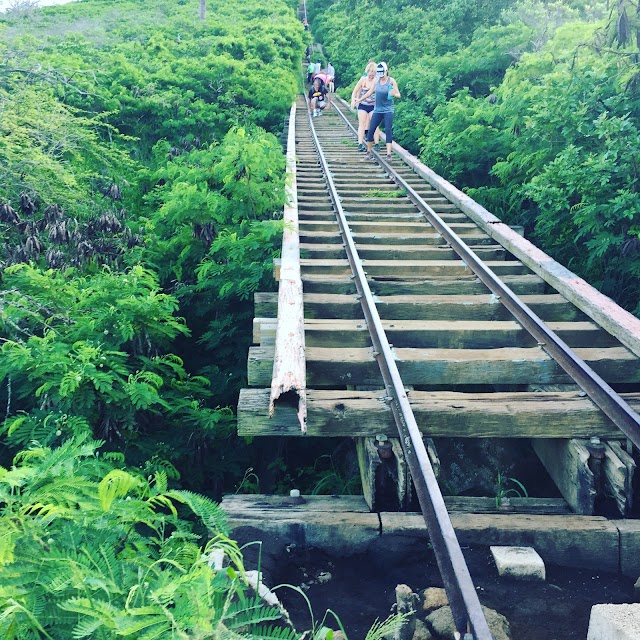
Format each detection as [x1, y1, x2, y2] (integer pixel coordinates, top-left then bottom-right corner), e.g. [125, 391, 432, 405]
[358, 104, 374, 113]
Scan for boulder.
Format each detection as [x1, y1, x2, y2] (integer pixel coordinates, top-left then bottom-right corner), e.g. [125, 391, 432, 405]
[426, 605, 511, 640]
[413, 619, 434, 640]
[422, 587, 448, 613]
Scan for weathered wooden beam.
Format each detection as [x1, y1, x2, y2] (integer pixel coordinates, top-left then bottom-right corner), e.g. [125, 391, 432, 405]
[255, 292, 581, 321]
[221, 493, 626, 572]
[237, 388, 640, 438]
[247, 345, 640, 388]
[299, 258, 529, 277]
[531, 439, 595, 515]
[356, 437, 380, 510]
[253, 319, 616, 350]
[356, 435, 419, 511]
[603, 441, 636, 517]
[300, 244, 506, 261]
[269, 102, 306, 432]
[301, 273, 546, 296]
[301, 230, 491, 246]
[298, 220, 483, 234]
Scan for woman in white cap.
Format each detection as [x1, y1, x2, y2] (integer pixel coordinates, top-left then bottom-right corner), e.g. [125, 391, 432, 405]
[355, 61, 400, 162]
[350, 61, 380, 152]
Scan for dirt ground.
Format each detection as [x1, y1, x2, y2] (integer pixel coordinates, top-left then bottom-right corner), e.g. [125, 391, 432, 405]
[275, 544, 636, 639]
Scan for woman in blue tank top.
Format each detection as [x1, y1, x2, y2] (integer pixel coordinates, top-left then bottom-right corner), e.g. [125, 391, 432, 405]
[354, 61, 401, 162]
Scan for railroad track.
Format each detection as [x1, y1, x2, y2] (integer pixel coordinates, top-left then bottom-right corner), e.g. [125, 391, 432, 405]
[236, 95, 640, 639]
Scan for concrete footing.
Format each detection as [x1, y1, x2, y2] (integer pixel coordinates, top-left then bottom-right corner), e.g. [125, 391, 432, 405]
[587, 604, 640, 639]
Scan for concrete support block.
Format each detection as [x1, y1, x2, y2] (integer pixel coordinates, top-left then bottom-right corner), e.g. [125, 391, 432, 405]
[490, 546, 545, 581]
[615, 519, 640, 577]
[587, 604, 640, 640]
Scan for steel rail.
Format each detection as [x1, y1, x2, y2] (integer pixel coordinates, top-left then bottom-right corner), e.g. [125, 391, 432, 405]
[331, 100, 640, 449]
[304, 102, 494, 639]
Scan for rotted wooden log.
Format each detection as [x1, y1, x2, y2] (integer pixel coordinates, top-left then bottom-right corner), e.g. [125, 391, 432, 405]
[269, 102, 307, 432]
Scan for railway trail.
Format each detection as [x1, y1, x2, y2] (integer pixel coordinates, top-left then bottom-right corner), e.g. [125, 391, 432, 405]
[230, 94, 640, 639]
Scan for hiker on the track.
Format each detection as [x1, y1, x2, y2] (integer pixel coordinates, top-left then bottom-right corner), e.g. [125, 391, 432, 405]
[326, 61, 335, 92]
[350, 61, 380, 152]
[308, 76, 330, 117]
[355, 61, 400, 162]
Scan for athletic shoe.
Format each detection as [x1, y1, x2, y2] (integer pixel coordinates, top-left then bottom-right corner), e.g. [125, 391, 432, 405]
[357, 143, 365, 152]
[373, 143, 381, 151]
[363, 152, 374, 161]
[386, 154, 393, 163]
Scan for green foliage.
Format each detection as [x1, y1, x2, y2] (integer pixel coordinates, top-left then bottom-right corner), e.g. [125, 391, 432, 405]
[0, 262, 239, 490]
[0, 436, 305, 639]
[495, 471, 529, 508]
[364, 189, 405, 198]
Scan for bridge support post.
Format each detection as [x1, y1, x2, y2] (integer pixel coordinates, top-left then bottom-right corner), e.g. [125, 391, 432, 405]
[356, 434, 440, 512]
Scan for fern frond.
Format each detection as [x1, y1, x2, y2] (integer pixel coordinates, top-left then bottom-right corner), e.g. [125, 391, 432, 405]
[98, 469, 142, 511]
[0, 599, 53, 640]
[168, 490, 228, 534]
[250, 625, 300, 639]
[223, 597, 283, 628]
[146, 494, 177, 517]
[364, 613, 408, 640]
[72, 617, 106, 639]
[114, 607, 170, 636]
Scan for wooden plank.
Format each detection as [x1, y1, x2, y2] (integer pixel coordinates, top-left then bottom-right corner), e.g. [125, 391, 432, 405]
[219, 493, 563, 517]
[253, 317, 275, 345]
[247, 345, 640, 388]
[382, 511, 620, 572]
[237, 388, 640, 438]
[269, 102, 306, 431]
[356, 437, 379, 510]
[442, 496, 570, 515]
[302, 273, 546, 296]
[299, 220, 482, 234]
[222, 491, 620, 572]
[222, 493, 371, 513]
[256, 319, 617, 349]
[603, 441, 636, 516]
[300, 244, 506, 261]
[299, 258, 528, 277]
[254, 292, 581, 321]
[301, 231, 492, 246]
[531, 439, 595, 515]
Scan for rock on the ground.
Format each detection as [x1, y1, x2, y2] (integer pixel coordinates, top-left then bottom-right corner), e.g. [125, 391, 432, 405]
[422, 587, 448, 613]
[490, 546, 546, 581]
[394, 584, 418, 640]
[425, 605, 512, 640]
[413, 619, 434, 640]
[587, 603, 640, 640]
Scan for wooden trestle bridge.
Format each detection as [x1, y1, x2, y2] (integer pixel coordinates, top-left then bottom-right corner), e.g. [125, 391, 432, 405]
[230, 95, 640, 639]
